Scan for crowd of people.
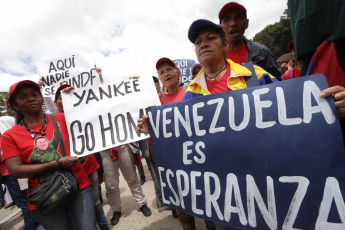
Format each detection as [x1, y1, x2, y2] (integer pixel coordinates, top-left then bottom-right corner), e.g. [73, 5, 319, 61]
[1, 1, 345, 230]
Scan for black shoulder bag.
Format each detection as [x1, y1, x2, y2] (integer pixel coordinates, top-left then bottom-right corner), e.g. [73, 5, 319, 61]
[28, 115, 79, 216]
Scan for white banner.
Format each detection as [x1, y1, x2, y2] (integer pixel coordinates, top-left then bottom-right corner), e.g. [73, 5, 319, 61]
[62, 77, 161, 157]
[37, 54, 101, 97]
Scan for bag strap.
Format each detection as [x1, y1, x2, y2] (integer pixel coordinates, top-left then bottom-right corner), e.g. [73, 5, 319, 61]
[242, 62, 260, 87]
[49, 114, 66, 157]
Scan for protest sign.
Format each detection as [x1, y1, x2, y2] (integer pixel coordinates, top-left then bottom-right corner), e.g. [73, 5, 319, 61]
[174, 59, 196, 84]
[147, 75, 345, 230]
[62, 77, 161, 157]
[37, 54, 102, 97]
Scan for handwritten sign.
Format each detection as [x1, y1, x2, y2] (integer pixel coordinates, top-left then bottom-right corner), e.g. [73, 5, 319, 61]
[174, 59, 196, 84]
[37, 54, 101, 97]
[62, 77, 161, 157]
[147, 75, 345, 229]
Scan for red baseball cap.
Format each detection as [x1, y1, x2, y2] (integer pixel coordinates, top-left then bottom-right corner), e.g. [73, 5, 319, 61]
[55, 84, 71, 101]
[288, 40, 294, 51]
[156, 57, 177, 70]
[188, 19, 226, 44]
[219, 2, 247, 23]
[9, 80, 40, 96]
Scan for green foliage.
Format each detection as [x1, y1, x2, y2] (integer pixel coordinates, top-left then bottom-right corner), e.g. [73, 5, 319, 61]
[0, 92, 15, 117]
[253, 9, 292, 59]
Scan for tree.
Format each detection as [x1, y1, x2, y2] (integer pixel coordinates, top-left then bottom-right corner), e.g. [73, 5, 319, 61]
[0, 92, 15, 117]
[253, 9, 292, 59]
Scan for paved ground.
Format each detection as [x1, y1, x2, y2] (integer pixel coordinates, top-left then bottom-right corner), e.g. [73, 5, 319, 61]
[0, 162, 207, 230]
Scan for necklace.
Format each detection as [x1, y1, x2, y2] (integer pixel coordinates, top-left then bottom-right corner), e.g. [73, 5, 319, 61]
[205, 66, 227, 81]
[23, 113, 48, 139]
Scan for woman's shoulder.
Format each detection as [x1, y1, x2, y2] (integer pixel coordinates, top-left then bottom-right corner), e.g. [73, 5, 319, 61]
[1, 124, 24, 139]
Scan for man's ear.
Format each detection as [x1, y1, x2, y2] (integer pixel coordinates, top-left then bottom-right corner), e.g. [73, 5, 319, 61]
[245, 19, 249, 30]
[54, 101, 57, 107]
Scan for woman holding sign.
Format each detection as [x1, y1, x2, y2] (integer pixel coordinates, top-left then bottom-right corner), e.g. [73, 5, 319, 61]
[1, 80, 97, 230]
[147, 58, 216, 230]
[138, 19, 278, 230]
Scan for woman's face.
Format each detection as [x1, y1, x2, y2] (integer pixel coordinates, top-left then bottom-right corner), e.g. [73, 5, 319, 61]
[14, 86, 43, 113]
[195, 29, 226, 66]
[158, 63, 180, 89]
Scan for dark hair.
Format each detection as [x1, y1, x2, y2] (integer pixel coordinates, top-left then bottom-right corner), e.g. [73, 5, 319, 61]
[34, 136, 48, 145]
[55, 90, 62, 102]
[152, 76, 159, 84]
[8, 84, 43, 124]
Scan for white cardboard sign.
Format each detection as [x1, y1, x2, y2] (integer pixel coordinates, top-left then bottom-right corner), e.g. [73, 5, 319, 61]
[37, 54, 101, 97]
[62, 77, 161, 157]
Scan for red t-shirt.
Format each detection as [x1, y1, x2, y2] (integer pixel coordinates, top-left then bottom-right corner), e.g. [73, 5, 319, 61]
[159, 87, 186, 105]
[225, 45, 248, 65]
[0, 163, 9, 176]
[0, 138, 10, 176]
[82, 154, 100, 175]
[206, 64, 231, 94]
[1, 113, 90, 210]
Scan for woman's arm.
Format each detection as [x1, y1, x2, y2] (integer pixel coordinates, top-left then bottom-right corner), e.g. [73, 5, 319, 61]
[5, 155, 78, 179]
[44, 97, 59, 114]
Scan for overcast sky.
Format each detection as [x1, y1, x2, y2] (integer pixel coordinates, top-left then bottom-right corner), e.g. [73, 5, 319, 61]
[0, 0, 287, 92]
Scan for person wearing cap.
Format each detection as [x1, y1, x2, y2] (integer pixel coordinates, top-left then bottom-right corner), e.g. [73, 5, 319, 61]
[191, 63, 202, 80]
[138, 19, 277, 230]
[186, 18, 279, 230]
[143, 59, 216, 229]
[282, 40, 303, 81]
[1, 80, 97, 230]
[53, 84, 109, 230]
[153, 57, 189, 221]
[156, 57, 187, 104]
[218, 1, 281, 80]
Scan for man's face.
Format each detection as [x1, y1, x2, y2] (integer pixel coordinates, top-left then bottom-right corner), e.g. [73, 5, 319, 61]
[220, 9, 248, 43]
[36, 138, 49, 151]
